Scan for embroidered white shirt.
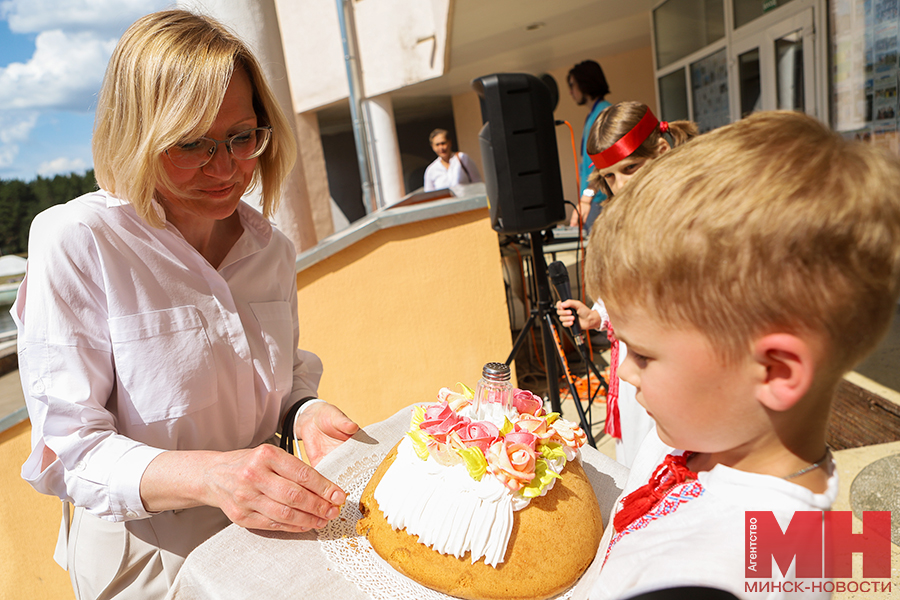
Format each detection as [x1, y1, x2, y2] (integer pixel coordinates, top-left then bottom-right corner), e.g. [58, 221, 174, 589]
[576, 430, 837, 600]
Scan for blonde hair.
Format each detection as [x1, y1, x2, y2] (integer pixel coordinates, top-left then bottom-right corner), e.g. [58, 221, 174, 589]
[93, 9, 297, 227]
[587, 110, 900, 372]
[587, 101, 699, 197]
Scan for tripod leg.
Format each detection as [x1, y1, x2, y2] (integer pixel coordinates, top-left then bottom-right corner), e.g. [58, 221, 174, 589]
[505, 311, 537, 366]
[544, 313, 596, 448]
[539, 311, 562, 415]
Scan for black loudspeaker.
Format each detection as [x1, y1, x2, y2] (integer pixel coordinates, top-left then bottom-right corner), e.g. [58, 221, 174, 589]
[472, 73, 566, 235]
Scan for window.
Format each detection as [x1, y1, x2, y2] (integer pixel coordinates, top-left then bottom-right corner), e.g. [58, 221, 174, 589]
[654, 0, 725, 68]
[691, 49, 731, 132]
[659, 68, 689, 121]
[734, 0, 798, 29]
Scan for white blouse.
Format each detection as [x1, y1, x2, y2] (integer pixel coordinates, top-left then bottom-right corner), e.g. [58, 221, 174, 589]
[13, 191, 322, 522]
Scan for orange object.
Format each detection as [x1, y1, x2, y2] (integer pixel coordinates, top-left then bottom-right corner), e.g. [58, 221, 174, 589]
[559, 371, 607, 403]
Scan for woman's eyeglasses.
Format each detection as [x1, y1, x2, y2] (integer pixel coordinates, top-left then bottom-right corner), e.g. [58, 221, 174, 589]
[166, 126, 272, 169]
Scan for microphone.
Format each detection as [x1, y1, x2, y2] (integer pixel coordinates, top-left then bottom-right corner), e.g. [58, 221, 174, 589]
[548, 261, 583, 345]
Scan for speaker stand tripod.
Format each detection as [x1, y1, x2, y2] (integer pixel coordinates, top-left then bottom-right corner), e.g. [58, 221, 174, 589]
[504, 230, 606, 448]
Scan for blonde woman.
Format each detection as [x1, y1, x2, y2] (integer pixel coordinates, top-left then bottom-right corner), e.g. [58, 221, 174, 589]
[13, 10, 357, 599]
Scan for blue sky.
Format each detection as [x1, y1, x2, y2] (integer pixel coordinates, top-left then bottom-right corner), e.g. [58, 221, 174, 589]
[0, 0, 171, 182]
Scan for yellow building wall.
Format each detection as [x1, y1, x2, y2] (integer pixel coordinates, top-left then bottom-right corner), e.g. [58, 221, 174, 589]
[0, 420, 74, 600]
[296, 207, 513, 426]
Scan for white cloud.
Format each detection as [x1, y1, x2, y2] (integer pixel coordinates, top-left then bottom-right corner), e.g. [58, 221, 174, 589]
[36, 156, 89, 177]
[1, 0, 173, 36]
[0, 30, 115, 111]
[0, 111, 37, 168]
[0, 0, 181, 180]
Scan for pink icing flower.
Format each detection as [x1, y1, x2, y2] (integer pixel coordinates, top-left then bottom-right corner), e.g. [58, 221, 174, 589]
[512, 388, 544, 416]
[437, 387, 471, 412]
[503, 429, 537, 450]
[420, 401, 469, 443]
[514, 414, 554, 442]
[549, 418, 588, 449]
[457, 420, 501, 453]
[487, 439, 536, 492]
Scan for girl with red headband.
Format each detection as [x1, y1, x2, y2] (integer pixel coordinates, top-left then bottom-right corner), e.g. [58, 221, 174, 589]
[559, 102, 698, 468]
[588, 101, 698, 199]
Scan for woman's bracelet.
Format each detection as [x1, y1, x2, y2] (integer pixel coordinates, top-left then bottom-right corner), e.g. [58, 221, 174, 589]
[279, 397, 324, 455]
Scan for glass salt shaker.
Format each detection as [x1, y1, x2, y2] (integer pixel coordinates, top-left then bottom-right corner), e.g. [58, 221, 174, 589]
[474, 362, 513, 413]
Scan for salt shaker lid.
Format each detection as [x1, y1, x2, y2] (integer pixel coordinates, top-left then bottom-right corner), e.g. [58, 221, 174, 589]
[482, 362, 510, 381]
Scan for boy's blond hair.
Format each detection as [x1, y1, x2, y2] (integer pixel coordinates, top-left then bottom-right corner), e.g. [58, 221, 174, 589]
[588, 110, 900, 372]
[93, 10, 297, 228]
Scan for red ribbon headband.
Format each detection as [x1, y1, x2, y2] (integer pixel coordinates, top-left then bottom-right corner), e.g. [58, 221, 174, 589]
[589, 108, 665, 170]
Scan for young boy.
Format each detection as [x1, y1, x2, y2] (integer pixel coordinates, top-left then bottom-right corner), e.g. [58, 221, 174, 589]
[573, 111, 900, 599]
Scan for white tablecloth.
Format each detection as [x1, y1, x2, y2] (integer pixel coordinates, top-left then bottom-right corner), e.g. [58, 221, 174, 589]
[166, 406, 629, 600]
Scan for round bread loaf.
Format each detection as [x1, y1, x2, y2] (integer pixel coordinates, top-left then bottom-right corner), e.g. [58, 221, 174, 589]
[356, 441, 604, 600]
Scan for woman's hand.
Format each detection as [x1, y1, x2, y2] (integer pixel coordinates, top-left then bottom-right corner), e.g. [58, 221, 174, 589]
[141, 445, 348, 533]
[556, 299, 605, 331]
[205, 445, 346, 532]
[294, 402, 359, 467]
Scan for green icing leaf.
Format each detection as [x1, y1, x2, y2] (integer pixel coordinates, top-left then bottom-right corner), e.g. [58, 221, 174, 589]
[499, 417, 514, 436]
[457, 446, 488, 480]
[407, 429, 430, 461]
[521, 458, 561, 498]
[411, 404, 426, 428]
[544, 412, 560, 424]
[457, 382, 476, 400]
[538, 442, 566, 462]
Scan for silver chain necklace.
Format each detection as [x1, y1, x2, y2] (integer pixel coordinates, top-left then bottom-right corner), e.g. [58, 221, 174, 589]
[783, 447, 831, 480]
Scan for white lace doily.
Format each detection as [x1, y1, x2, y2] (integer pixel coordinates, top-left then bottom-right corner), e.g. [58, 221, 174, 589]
[317, 451, 574, 600]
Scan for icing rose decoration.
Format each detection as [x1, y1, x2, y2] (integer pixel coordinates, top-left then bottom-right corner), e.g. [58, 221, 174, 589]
[512, 388, 544, 416]
[427, 440, 463, 467]
[514, 414, 554, 442]
[503, 430, 538, 450]
[487, 439, 537, 492]
[458, 420, 501, 454]
[437, 386, 473, 412]
[420, 401, 470, 443]
[549, 418, 588, 451]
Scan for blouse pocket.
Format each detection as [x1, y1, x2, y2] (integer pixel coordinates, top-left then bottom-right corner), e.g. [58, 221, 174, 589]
[108, 306, 217, 425]
[249, 301, 294, 394]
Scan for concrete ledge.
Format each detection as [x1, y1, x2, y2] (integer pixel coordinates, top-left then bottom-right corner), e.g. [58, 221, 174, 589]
[296, 191, 488, 272]
[0, 407, 26, 433]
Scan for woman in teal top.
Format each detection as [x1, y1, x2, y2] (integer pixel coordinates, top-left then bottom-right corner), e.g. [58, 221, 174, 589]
[566, 60, 611, 233]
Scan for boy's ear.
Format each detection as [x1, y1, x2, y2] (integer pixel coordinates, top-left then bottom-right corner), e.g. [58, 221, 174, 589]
[752, 333, 815, 412]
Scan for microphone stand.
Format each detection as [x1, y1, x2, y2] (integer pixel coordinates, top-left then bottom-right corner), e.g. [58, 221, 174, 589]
[504, 230, 599, 448]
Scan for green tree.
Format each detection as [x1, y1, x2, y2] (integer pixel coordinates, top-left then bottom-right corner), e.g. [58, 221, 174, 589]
[0, 170, 97, 255]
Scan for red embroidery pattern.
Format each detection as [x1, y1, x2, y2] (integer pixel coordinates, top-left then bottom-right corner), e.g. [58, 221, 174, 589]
[614, 453, 697, 531]
[604, 479, 705, 565]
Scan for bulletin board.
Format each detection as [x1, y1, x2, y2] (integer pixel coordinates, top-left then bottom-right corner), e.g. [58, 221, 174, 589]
[832, 0, 900, 153]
